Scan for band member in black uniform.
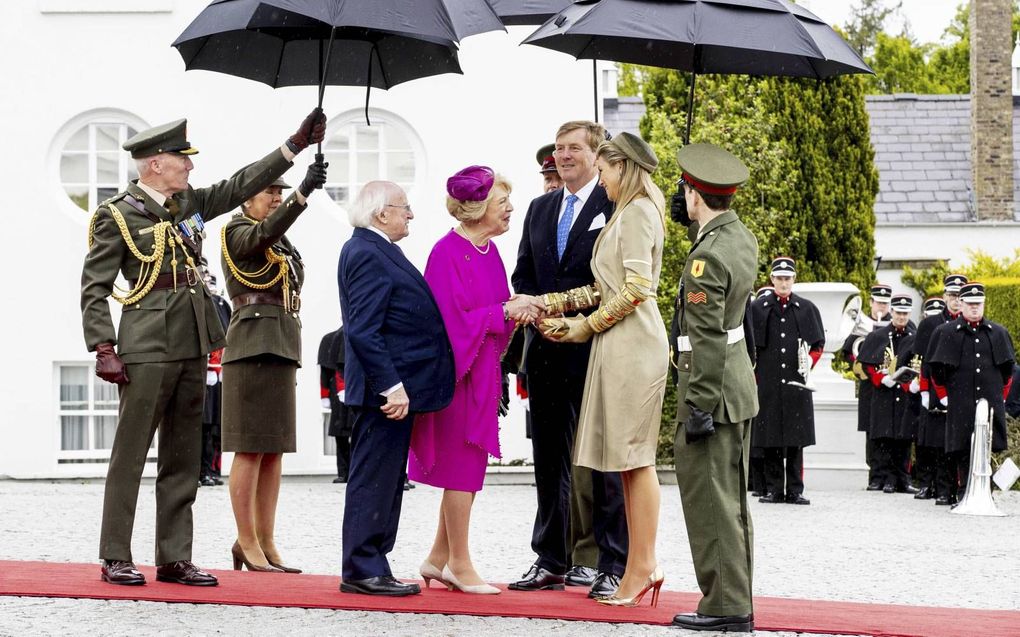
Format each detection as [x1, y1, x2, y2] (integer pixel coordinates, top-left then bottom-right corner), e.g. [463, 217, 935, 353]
[913, 273, 967, 504]
[750, 258, 824, 505]
[841, 284, 892, 490]
[856, 294, 918, 494]
[928, 282, 1015, 500]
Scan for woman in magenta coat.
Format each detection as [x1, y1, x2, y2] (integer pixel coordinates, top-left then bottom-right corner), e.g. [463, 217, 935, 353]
[409, 166, 542, 594]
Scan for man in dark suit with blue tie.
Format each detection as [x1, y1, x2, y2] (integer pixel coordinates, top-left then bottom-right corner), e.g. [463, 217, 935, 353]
[337, 181, 455, 596]
[511, 121, 628, 597]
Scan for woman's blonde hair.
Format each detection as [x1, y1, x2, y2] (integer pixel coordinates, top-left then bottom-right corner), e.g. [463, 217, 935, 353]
[596, 142, 666, 227]
[446, 174, 512, 222]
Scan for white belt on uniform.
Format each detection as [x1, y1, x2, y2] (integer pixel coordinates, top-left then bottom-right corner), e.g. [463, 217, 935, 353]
[677, 326, 744, 353]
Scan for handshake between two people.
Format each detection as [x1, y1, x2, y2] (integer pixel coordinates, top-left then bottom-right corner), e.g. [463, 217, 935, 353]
[503, 294, 596, 345]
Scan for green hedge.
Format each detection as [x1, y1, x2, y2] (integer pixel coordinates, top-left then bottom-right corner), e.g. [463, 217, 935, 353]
[983, 278, 1020, 345]
[993, 416, 1020, 491]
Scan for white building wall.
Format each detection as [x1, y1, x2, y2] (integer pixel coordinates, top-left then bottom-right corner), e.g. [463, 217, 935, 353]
[0, 2, 603, 478]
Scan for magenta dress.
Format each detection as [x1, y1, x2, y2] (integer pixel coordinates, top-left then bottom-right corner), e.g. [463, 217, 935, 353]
[408, 230, 516, 492]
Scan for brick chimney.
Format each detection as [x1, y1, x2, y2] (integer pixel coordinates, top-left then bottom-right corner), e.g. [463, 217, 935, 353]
[970, 0, 1014, 221]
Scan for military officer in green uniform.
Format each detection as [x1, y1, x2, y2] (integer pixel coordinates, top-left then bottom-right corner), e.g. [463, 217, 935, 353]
[669, 143, 758, 633]
[80, 110, 326, 586]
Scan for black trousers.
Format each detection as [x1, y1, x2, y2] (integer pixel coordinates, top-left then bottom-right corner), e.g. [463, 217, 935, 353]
[872, 438, 911, 488]
[865, 437, 879, 484]
[915, 445, 953, 497]
[946, 449, 971, 497]
[341, 407, 412, 580]
[334, 434, 351, 479]
[526, 367, 627, 576]
[200, 421, 221, 478]
[747, 453, 767, 494]
[763, 446, 804, 496]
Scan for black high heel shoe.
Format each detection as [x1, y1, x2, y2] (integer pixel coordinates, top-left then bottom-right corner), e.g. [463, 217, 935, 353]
[231, 541, 283, 573]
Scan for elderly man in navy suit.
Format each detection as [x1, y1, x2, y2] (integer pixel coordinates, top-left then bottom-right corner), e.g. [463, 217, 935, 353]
[337, 181, 455, 596]
[511, 121, 628, 597]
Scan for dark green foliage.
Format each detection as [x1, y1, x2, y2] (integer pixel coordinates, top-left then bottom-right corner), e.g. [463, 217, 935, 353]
[634, 69, 879, 462]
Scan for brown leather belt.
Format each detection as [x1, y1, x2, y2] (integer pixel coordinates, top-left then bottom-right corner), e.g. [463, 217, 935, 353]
[232, 292, 286, 308]
[128, 268, 198, 291]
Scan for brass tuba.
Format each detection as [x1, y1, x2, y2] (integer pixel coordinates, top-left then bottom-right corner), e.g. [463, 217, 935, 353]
[951, 398, 1006, 517]
[786, 339, 816, 392]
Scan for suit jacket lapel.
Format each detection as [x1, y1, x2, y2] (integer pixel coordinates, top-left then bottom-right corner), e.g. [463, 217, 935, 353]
[355, 228, 430, 294]
[564, 186, 610, 260]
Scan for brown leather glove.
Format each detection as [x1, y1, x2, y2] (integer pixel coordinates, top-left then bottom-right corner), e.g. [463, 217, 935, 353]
[287, 107, 327, 153]
[95, 342, 129, 385]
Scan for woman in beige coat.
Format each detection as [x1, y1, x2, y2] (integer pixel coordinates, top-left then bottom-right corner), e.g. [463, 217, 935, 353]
[539, 132, 668, 607]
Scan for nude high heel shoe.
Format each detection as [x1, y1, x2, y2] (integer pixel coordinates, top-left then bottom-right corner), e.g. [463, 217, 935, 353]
[420, 560, 450, 589]
[596, 566, 664, 607]
[231, 541, 283, 573]
[442, 565, 501, 595]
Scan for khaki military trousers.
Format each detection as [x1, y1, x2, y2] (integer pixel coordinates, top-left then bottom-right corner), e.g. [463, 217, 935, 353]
[100, 358, 205, 565]
[675, 418, 754, 617]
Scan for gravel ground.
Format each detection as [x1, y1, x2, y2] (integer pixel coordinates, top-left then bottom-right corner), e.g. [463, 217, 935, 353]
[0, 478, 1017, 636]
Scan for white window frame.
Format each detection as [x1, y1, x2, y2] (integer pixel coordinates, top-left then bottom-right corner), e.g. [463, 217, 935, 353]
[323, 108, 426, 214]
[50, 108, 149, 225]
[54, 361, 156, 464]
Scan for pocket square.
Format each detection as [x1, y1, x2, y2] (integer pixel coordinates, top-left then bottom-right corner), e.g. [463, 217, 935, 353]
[587, 215, 606, 231]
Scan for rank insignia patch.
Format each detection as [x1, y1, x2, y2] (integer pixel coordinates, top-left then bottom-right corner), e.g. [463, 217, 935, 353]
[687, 291, 707, 304]
[691, 259, 706, 278]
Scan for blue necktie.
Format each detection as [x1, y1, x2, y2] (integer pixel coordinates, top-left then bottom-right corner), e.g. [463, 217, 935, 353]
[557, 194, 579, 260]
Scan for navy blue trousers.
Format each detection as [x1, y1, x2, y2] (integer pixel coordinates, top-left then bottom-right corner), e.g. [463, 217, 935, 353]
[341, 407, 413, 580]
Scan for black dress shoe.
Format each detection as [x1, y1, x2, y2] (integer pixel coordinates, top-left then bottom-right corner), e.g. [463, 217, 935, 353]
[199, 476, 217, 487]
[564, 565, 598, 587]
[587, 571, 621, 599]
[896, 483, 919, 495]
[156, 560, 218, 586]
[785, 493, 811, 505]
[507, 564, 565, 591]
[672, 612, 754, 632]
[882, 483, 896, 494]
[101, 560, 145, 586]
[213, 476, 224, 486]
[750, 490, 763, 498]
[340, 575, 421, 596]
[935, 495, 952, 505]
[914, 486, 933, 500]
[866, 480, 884, 491]
[758, 492, 783, 503]
[333, 476, 348, 484]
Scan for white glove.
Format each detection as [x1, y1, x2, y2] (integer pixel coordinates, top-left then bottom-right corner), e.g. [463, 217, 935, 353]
[321, 397, 331, 409]
[206, 370, 219, 386]
[909, 379, 920, 394]
[940, 396, 948, 407]
[921, 393, 930, 410]
[881, 376, 897, 388]
[337, 390, 345, 402]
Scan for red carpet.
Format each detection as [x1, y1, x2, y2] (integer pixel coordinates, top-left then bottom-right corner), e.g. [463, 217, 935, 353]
[1, 560, 1017, 637]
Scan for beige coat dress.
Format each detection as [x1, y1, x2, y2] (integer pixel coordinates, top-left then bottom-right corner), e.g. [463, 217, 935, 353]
[574, 197, 669, 471]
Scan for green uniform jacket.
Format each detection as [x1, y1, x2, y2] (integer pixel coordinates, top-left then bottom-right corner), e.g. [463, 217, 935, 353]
[81, 148, 292, 364]
[220, 193, 306, 366]
[674, 211, 759, 425]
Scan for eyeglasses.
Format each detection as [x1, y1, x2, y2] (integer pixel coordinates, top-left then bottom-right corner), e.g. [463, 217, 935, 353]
[385, 203, 412, 212]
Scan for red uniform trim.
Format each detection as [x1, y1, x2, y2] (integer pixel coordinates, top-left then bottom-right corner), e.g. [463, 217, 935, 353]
[682, 172, 739, 196]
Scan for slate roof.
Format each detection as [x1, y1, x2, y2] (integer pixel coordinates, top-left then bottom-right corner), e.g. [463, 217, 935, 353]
[601, 93, 1020, 225]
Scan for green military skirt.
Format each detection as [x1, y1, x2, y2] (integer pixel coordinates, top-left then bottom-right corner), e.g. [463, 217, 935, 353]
[221, 354, 297, 453]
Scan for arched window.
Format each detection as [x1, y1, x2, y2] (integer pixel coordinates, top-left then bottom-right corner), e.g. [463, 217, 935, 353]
[322, 109, 423, 209]
[54, 110, 148, 213]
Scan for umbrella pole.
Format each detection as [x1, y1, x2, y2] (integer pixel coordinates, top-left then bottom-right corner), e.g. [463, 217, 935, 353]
[593, 59, 599, 123]
[316, 26, 338, 160]
[364, 45, 376, 127]
[684, 72, 696, 145]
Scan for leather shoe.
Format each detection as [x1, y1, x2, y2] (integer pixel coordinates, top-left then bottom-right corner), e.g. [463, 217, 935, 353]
[935, 495, 952, 506]
[564, 565, 598, 587]
[914, 486, 933, 500]
[785, 493, 811, 505]
[882, 483, 896, 494]
[507, 564, 565, 591]
[758, 492, 783, 503]
[156, 560, 218, 586]
[587, 571, 620, 599]
[866, 480, 884, 491]
[333, 475, 348, 484]
[340, 575, 420, 596]
[199, 476, 217, 487]
[672, 612, 753, 632]
[896, 483, 919, 495]
[101, 560, 145, 585]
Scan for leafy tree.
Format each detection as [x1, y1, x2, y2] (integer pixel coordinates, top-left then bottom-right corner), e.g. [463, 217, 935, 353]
[866, 33, 949, 93]
[631, 69, 878, 461]
[844, 0, 902, 57]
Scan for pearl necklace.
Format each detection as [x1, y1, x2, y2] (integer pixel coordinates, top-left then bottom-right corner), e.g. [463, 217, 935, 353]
[458, 224, 491, 255]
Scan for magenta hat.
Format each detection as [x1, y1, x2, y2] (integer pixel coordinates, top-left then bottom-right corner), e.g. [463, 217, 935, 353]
[447, 165, 495, 202]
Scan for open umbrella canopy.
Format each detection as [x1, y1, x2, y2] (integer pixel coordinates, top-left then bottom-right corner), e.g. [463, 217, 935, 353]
[523, 0, 872, 79]
[488, 0, 573, 25]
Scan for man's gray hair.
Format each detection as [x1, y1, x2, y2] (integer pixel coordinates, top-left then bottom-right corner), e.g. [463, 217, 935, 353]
[348, 181, 403, 228]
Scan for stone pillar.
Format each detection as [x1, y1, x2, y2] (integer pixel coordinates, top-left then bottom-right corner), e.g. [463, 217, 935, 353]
[970, 0, 1014, 221]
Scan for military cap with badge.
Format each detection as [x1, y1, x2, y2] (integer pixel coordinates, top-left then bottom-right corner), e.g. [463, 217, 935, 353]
[770, 256, 796, 277]
[923, 297, 947, 316]
[671, 143, 749, 226]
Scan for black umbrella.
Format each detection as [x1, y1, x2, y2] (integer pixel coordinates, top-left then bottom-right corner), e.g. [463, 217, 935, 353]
[488, 0, 573, 25]
[173, 0, 505, 130]
[524, 0, 873, 140]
